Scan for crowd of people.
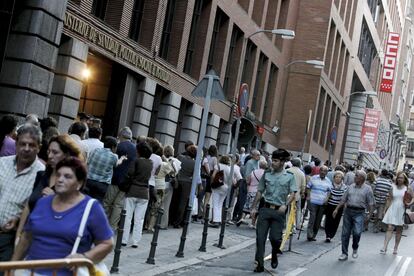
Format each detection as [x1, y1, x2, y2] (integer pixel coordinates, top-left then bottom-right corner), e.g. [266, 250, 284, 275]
[1, 112, 414, 274]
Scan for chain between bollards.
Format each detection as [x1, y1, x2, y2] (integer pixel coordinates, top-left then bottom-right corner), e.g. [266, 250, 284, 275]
[146, 208, 164, 264]
[110, 209, 126, 273]
[214, 204, 228, 249]
[199, 204, 210, 252]
[176, 205, 192, 258]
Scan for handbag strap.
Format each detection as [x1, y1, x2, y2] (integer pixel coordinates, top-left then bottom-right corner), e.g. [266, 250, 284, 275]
[71, 198, 96, 255]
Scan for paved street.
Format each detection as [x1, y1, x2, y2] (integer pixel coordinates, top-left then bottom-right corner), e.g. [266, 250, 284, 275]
[152, 222, 414, 276]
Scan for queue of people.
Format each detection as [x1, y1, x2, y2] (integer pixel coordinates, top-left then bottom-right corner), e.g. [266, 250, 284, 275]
[1, 112, 414, 275]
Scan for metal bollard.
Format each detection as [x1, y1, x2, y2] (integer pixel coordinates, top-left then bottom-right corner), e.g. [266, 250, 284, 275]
[199, 204, 210, 252]
[214, 205, 228, 249]
[110, 209, 127, 273]
[146, 208, 164, 264]
[176, 205, 192, 258]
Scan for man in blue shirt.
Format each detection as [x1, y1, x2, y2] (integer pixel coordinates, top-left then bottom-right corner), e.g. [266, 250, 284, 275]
[306, 165, 331, 241]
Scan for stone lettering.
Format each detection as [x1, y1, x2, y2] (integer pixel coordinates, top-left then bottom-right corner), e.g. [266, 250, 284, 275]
[64, 12, 170, 83]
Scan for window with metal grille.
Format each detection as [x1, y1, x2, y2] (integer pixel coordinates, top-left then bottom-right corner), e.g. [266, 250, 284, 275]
[184, 0, 204, 74]
[91, 0, 108, 20]
[129, 0, 145, 41]
[159, 0, 177, 60]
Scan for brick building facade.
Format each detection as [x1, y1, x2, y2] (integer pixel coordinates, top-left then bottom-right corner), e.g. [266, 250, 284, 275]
[0, 0, 412, 167]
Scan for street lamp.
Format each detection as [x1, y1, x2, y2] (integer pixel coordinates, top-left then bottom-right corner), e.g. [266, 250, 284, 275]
[233, 28, 296, 144]
[247, 29, 295, 40]
[342, 90, 377, 105]
[285, 59, 325, 69]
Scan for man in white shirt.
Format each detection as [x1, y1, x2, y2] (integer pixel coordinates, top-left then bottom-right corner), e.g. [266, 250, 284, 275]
[83, 127, 104, 158]
[0, 125, 45, 263]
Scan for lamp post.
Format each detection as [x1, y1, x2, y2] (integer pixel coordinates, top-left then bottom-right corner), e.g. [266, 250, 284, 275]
[216, 29, 295, 249]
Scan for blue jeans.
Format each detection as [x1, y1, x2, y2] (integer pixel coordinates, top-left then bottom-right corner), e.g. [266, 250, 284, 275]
[341, 208, 365, 255]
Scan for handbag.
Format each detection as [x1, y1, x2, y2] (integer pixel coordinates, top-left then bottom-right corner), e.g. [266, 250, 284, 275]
[403, 190, 413, 206]
[404, 209, 414, 224]
[211, 164, 224, 189]
[73, 199, 110, 276]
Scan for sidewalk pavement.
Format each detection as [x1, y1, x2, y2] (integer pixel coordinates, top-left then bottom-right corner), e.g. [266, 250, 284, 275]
[103, 222, 256, 276]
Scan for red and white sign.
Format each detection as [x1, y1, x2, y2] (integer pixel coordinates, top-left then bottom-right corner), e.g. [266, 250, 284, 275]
[359, 108, 381, 153]
[380, 32, 400, 93]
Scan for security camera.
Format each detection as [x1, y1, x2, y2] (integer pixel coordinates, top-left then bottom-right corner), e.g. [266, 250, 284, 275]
[272, 126, 279, 134]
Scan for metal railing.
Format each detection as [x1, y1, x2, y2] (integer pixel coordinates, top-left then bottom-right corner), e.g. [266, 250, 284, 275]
[0, 258, 96, 275]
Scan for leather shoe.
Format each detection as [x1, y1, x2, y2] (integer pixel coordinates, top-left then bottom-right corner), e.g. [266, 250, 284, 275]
[253, 265, 264, 272]
[271, 254, 278, 269]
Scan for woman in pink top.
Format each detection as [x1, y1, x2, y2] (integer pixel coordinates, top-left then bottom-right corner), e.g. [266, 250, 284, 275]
[242, 161, 268, 227]
[0, 115, 18, 157]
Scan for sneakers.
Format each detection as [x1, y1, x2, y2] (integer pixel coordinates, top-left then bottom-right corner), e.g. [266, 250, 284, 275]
[338, 254, 348, 261]
[352, 250, 358, 259]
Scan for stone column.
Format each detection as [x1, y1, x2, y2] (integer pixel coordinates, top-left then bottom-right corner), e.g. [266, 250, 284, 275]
[178, 104, 202, 153]
[343, 94, 367, 165]
[131, 77, 157, 138]
[154, 92, 182, 146]
[218, 122, 232, 154]
[204, 113, 220, 148]
[0, 0, 68, 118]
[48, 37, 88, 132]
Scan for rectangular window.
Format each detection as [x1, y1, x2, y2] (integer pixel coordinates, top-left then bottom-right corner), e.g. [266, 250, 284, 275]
[263, 64, 278, 125]
[159, 0, 177, 60]
[91, 0, 108, 20]
[320, 95, 331, 146]
[313, 87, 326, 142]
[357, 19, 377, 76]
[184, 0, 204, 74]
[251, 53, 267, 114]
[129, 0, 145, 41]
[241, 40, 257, 85]
[223, 25, 243, 98]
[206, 8, 228, 73]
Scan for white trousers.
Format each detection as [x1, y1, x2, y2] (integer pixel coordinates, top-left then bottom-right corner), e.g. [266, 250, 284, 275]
[212, 184, 228, 222]
[123, 197, 148, 245]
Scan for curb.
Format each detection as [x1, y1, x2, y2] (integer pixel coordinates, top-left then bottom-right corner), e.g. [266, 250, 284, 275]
[138, 238, 256, 276]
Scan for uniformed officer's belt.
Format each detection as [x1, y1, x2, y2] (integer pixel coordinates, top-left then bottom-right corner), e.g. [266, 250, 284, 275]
[264, 202, 281, 210]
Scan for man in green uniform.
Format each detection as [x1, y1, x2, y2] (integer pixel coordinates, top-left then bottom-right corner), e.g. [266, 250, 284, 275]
[251, 149, 297, 272]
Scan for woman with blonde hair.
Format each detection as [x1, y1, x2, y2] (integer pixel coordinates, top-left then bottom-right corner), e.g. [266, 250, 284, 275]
[381, 171, 414, 254]
[325, 171, 347, 242]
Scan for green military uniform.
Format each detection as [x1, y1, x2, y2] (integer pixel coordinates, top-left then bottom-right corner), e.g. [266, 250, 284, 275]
[255, 168, 297, 269]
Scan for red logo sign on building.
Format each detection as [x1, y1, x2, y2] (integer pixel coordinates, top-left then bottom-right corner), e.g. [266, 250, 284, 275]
[359, 109, 381, 154]
[380, 32, 400, 93]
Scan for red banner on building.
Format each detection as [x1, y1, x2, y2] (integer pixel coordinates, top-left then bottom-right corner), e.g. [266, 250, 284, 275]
[359, 108, 381, 153]
[380, 32, 400, 93]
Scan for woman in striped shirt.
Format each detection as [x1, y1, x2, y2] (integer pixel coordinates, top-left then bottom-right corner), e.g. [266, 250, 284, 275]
[325, 171, 348, 242]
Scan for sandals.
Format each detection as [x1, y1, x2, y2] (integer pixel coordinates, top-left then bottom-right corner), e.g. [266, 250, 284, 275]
[380, 248, 386, 254]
